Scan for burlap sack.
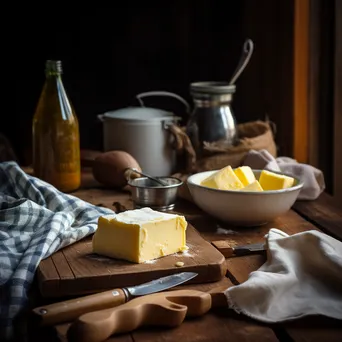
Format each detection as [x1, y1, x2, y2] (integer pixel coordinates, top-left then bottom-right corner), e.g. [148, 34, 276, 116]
[172, 120, 277, 202]
[196, 120, 277, 171]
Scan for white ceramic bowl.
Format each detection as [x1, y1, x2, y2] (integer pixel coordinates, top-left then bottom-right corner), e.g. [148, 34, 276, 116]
[187, 169, 304, 226]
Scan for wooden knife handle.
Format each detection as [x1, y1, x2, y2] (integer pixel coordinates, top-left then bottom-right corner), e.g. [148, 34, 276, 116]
[32, 288, 126, 326]
[67, 289, 212, 342]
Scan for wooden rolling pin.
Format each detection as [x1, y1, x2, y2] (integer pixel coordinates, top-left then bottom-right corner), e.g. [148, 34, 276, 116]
[67, 289, 228, 342]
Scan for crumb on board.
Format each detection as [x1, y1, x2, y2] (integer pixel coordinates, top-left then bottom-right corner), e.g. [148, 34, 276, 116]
[175, 261, 184, 267]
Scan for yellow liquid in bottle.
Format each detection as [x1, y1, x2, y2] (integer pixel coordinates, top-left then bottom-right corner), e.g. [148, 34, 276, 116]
[32, 60, 81, 192]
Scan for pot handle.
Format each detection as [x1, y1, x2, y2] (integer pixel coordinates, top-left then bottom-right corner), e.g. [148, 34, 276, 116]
[164, 123, 197, 173]
[135, 91, 191, 114]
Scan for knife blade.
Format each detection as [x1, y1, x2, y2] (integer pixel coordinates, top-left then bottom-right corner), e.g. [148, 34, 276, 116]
[125, 272, 197, 296]
[32, 271, 197, 326]
[211, 240, 266, 257]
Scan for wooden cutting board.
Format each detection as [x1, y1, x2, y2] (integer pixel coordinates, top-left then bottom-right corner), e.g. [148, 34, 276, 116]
[37, 224, 226, 298]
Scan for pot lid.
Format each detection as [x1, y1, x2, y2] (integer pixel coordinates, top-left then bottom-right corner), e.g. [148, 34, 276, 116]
[102, 107, 175, 121]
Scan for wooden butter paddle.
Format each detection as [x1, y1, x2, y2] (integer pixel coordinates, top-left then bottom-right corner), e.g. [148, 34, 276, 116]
[67, 288, 228, 342]
[32, 272, 198, 326]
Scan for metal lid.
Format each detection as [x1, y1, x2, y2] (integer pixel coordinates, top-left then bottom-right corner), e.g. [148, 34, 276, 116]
[102, 107, 174, 121]
[190, 82, 236, 95]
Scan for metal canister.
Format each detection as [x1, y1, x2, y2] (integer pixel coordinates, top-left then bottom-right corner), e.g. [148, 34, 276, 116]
[186, 81, 238, 157]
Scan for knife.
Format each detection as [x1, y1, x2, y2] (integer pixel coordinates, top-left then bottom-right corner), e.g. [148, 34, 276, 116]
[67, 287, 227, 342]
[32, 271, 198, 326]
[211, 240, 266, 258]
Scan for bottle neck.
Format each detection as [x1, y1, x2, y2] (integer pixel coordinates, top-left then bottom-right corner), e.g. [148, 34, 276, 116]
[45, 60, 63, 78]
[41, 60, 73, 118]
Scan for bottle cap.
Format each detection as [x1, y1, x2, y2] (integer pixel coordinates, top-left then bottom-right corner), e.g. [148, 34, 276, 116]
[45, 60, 62, 74]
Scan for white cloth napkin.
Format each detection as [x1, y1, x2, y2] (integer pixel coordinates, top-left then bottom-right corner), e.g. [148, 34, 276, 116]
[242, 149, 325, 200]
[225, 228, 342, 323]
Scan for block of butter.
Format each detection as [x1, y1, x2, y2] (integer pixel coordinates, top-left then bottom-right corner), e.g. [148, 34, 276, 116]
[259, 170, 295, 191]
[234, 166, 256, 186]
[241, 180, 264, 191]
[200, 165, 244, 190]
[92, 207, 188, 263]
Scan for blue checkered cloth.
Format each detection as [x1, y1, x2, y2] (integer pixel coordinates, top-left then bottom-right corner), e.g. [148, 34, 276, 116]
[0, 161, 114, 341]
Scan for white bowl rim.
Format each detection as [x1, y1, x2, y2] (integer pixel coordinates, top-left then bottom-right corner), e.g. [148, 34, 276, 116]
[187, 169, 304, 195]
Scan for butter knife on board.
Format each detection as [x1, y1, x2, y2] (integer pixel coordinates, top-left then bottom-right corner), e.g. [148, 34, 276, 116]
[32, 271, 197, 326]
[211, 240, 266, 258]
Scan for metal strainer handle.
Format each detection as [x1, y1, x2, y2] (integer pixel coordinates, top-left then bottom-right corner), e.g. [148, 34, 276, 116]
[125, 168, 169, 186]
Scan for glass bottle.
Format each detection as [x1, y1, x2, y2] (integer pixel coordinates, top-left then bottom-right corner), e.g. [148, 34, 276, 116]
[32, 60, 81, 192]
[186, 81, 238, 158]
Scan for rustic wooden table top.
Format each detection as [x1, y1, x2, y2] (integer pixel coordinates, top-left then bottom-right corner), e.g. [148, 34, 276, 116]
[29, 168, 342, 342]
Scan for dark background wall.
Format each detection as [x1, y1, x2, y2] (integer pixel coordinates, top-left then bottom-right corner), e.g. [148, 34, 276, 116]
[12, 1, 295, 165]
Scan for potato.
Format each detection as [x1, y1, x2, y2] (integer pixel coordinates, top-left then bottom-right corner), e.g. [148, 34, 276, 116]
[92, 151, 141, 188]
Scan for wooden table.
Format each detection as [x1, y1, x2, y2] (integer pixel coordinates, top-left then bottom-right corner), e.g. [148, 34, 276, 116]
[29, 169, 342, 342]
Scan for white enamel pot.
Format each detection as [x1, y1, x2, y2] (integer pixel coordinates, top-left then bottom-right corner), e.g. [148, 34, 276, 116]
[98, 91, 190, 177]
